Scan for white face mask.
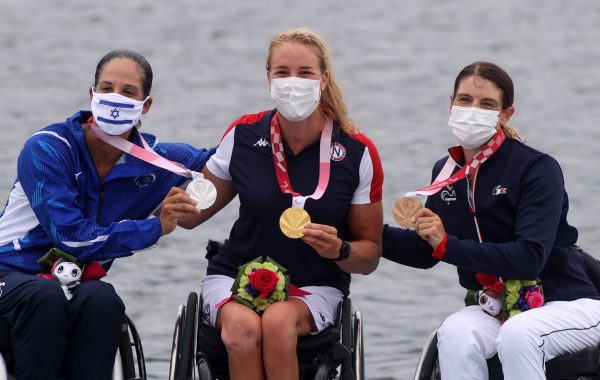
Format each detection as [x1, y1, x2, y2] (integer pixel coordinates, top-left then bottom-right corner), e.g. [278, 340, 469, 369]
[270, 77, 321, 122]
[90, 89, 149, 135]
[448, 106, 500, 149]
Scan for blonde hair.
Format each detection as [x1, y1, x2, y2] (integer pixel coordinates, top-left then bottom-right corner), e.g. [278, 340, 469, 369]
[266, 28, 357, 134]
[501, 125, 524, 142]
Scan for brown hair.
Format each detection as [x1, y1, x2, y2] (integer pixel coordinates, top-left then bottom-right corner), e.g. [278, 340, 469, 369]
[266, 28, 357, 134]
[95, 49, 153, 98]
[454, 61, 522, 141]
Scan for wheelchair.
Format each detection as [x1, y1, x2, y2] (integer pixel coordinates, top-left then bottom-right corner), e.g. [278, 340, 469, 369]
[0, 314, 146, 380]
[413, 247, 600, 380]
[168, 241, 364, 380]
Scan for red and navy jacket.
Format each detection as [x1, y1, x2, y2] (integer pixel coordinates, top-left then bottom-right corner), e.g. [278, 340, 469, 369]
[383, 137, 599, 302]
[206, 110, 383, 296]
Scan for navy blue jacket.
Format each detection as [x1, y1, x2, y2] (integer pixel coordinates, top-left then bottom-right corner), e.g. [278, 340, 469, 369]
[383, 137, 599, 302]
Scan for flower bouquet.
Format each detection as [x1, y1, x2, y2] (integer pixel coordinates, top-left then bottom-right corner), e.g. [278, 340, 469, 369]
[468, 274, 544, 321]
[230, 256, 308, 314]
[502, 279, 544, 319]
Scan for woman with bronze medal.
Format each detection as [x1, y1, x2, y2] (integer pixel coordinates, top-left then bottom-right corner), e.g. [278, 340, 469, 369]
[178, 29, 383, 379]
[382, 62, 600, 379]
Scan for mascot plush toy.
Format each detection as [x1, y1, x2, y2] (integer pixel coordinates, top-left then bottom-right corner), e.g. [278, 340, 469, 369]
[37, 248, 106, 300]
[475, 273, 504, 317]
[50, 258, 83, 300]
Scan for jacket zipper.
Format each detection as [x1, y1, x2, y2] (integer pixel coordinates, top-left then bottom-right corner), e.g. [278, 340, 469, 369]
[466, 167, 483, 243]
[97, 185, 105, 223]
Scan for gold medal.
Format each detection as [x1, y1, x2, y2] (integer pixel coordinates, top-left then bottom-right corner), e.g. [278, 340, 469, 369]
[392, 196, 423, 228]
[279, 207, 311, 239]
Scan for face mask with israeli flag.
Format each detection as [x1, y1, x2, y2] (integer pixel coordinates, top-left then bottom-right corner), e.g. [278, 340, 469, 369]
[90, 89, 149, 135]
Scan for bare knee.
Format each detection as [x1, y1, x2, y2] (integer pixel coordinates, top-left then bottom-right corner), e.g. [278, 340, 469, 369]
[261, 302, 300, 350]
[220, 304, 263, 354]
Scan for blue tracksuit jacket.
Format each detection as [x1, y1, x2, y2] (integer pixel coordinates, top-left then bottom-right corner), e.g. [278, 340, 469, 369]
[0, 111, 214, 274]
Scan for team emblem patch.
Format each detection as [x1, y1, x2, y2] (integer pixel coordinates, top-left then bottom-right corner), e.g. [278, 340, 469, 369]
[493, 185, 507, 196]
[135, 174, 156, 187]
[330, 142, 346, 161]
[441, 186, 456, 204]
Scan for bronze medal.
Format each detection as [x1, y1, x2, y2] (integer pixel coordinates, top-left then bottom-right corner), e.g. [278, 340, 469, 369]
[392, 196, 423, 228]
[279, 207, 311, 239]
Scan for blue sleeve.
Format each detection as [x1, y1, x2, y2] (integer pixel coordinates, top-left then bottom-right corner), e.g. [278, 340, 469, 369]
[381, 224, 439, 269]
[441, 155, 563, 279]
[17, 135, 162, 261]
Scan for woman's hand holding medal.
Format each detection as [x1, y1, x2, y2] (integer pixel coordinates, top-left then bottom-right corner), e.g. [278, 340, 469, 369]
[391, 196, 446, 249]
[159, 187, 201, 236]
[412, 208, 446, 249]
[301, 223, 342, 260]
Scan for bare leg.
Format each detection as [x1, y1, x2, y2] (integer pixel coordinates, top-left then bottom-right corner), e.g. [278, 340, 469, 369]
[219, 302, 264, 380]
[262, 298, 315, 380]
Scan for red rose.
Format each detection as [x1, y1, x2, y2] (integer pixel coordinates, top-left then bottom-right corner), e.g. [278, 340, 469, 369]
[248, 269, 279, 298]
[526, 291, 544, 309]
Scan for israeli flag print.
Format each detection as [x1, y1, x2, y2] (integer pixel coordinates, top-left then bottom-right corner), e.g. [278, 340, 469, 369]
[90, 90, 148, 135]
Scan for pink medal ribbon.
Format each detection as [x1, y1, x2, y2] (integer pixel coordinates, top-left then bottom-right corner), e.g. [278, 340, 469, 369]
[89, 122, 217, 210]
[89, 123, 202, 181]
[406, 129, 506, 198]
[270, 112, 333, 209]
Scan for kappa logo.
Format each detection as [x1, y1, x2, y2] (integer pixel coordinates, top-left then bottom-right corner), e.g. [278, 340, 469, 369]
[253, 138, 270, 148]
[330, 142, 346, 161]
[317, 311, 326, 323]
[441, 185, 457, 204]
[0, 282, 5, 297]
[74, 172, 83, 181]
[135, 174, 157, 187]
[202, 303, 211, 324]
[493, 185, 507, 196]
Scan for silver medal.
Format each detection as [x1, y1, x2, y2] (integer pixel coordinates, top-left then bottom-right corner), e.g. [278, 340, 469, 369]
[186, 178, 217, 210]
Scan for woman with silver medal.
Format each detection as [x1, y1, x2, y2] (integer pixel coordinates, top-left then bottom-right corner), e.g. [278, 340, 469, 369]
[177, 29, 383, 379]
[0, 50, 215, 379]
[382, 61, 600, 379]
[90, 89, 217, 213]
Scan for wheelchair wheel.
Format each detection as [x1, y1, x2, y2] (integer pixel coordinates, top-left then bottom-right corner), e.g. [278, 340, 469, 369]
[340, 298, 353, 380]
[412, 330, 440, 380]
[118, 316, 137, 379]
[353, 310, 365, 380]
[170, 292, 199, 380]
[125, 314, 147, 380]
[179, 292, 198, 380]
[169, 305, 185, 380]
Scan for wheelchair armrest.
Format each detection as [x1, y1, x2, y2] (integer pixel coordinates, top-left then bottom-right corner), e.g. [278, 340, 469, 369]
[545, 345, 600, 377]
[577, 246, 600, 293]
[0, 318, 10, 354]
[205, 240, 224, 260]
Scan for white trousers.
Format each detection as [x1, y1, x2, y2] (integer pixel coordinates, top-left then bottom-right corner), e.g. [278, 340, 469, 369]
[437, 299, 600, 380]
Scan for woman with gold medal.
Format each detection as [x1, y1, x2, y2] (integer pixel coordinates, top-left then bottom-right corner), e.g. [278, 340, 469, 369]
[177, 28, 383, 379]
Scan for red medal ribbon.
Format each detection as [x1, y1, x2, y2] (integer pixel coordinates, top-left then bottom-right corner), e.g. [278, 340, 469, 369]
[407, 129, 506, 197]
[270, 112, 333, 209]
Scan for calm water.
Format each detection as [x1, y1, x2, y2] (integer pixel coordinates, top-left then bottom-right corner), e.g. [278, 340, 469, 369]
[1, 1, 599, 378]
